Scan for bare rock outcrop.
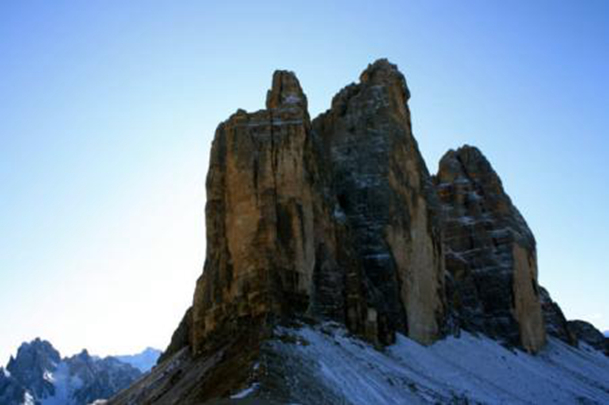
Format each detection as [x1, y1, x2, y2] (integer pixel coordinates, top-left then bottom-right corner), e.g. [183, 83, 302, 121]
[568, 320, 609, 355]
[191, 70, 318, 355]
[434, 145, 546, 352]
[187, 59, 446, 356]
[539, 286, 577, 345]
[107, 60, 609, 405]
[312, 59, 445, 345]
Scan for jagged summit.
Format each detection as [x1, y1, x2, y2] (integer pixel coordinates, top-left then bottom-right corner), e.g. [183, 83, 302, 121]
[265, 69, 308, 111]
[108, 60, 609, 404]
[0, 338, 143, 405]
[434, 144, 545, 352]
[359, 58, 411, 101]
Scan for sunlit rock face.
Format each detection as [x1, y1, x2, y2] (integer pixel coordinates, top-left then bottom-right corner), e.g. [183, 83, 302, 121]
[191, 70, 319, 354]
[434, 145, 546, 352]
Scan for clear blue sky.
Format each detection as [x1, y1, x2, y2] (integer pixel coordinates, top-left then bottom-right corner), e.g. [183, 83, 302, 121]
[1, 1, 608, 364]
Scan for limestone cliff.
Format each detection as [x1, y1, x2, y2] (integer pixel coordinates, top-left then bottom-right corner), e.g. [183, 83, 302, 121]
[434, 145, 546, 352]
[187, 59, 446, 356]
[191, 70, 318, 354]
[312, 59, 445, 345]
[106, 60, 608, 405]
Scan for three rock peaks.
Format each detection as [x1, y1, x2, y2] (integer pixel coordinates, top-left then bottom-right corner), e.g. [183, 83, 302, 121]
[107, 59, 609, 405]
[165, 59, 551, 358]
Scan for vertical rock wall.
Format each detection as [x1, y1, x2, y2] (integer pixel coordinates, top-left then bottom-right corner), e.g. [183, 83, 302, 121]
[191, 71, 317, 353]
[167, 60, 556, 361]
[312, 59, 446, 345]
[190, 60, 447, 353]
[434, 146, 546, 352]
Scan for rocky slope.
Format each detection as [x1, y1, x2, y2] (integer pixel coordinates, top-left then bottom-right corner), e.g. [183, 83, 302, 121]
[568, 320, 609, 355]
[109, 60, 608, 404]
[0, 339, 148, 405]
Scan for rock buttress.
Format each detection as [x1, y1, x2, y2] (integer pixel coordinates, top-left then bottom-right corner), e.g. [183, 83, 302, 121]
[312, 59, 446, 345]
[434, 145, 546, 352]
[191, 71, 325, 354]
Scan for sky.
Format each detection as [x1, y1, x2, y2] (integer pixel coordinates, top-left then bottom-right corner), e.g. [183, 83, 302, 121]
[1, 1, 608, 365]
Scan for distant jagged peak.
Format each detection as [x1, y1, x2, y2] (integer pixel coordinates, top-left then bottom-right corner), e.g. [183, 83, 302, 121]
[7, 337, 61, 373]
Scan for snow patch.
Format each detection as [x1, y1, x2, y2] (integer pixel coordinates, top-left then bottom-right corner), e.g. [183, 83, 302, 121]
[23, 391, 35, 405]
[283, 94, 301, 104]
[40, 362, 84, 405]
[230, 383, 259, 399]
[43, 370, 54, 383]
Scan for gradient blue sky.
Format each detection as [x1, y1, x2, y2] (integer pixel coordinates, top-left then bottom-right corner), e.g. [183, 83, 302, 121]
[1, 1, 608, 364]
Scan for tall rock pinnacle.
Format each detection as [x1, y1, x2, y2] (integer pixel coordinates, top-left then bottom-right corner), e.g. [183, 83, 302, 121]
[191, 69, 316, 354]
[313, 58, 445, 345]
[434, 145, 546, 352]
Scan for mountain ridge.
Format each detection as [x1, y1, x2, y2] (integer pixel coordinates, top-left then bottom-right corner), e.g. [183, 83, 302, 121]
[0, 339, 159, 405]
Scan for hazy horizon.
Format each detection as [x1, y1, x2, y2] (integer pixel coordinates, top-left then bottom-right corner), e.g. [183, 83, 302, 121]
[1, 1, 608, 365]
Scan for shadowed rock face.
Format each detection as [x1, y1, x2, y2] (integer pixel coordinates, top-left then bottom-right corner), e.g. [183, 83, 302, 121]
[312, 59, 445, 345]
[434, 145, 546, 352]
[1, 339, 142, 405]
[539, 286, 577, 345]
[568, 320, 609, 355]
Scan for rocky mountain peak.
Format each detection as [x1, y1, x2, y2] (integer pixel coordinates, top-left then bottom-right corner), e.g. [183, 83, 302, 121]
[107, 60, 609, 404]
[0, 339, 145, 405]
[6, 338, 61, 399]
[435, 145, 545, 352]
[360, 58, 410, 96]
[327, 58, 411, 123]
[265, 70, 308, 111]
[10, 338, 61, 366]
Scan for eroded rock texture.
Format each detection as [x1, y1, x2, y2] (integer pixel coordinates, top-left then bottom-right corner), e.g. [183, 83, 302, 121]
[111, 60, 606, 405]
[434, 145, 546, 352]
[186, 59, 446, 355]
[313, 59, 445, 345]
[191, 70, 318, 354]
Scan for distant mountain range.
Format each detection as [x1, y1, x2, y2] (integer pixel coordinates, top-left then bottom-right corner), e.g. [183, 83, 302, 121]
[0, 338, 160, 405]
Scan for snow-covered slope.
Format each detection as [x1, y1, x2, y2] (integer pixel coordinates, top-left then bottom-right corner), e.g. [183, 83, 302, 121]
[115, 348, 161, 372]
[109, 323, 609, 404]
[266, 324, 609, 404]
